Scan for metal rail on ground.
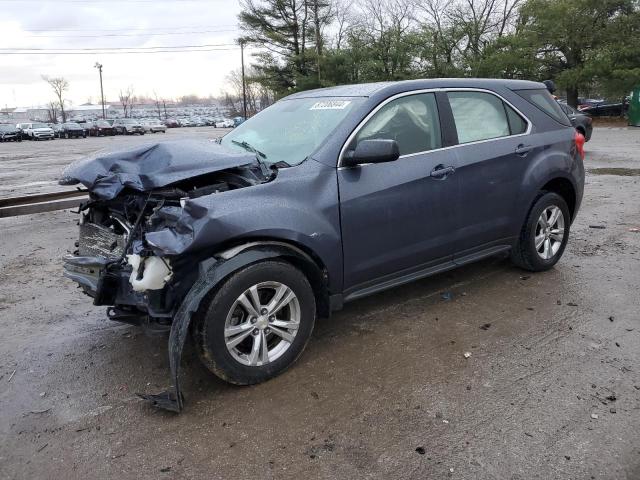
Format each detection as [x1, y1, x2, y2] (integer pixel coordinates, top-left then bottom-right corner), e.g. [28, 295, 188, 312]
[0, 190, 88, 218]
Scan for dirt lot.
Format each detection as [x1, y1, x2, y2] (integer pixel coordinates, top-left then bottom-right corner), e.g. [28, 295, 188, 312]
[0, 127, 639, 479]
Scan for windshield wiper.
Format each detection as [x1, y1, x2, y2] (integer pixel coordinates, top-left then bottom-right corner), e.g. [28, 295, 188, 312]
[231, 139, 267, 160]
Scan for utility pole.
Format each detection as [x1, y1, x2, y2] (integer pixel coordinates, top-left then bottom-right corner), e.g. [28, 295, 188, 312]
[163, 100, 168, 120]
[240, 40, 248, 119]
[94, 62, 105, 119]
[313, 0, 322, 85]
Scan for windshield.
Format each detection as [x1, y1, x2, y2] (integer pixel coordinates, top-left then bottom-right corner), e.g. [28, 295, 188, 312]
[0, 125, 15, 131]
[32, 123, 48, 128]
[97, 121, 110, 127]
[65, 123, 81, 128]
[221, 96, 364, 165]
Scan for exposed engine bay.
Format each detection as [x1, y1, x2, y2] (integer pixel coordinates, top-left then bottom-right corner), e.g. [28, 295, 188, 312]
[62, 140, 274, 331]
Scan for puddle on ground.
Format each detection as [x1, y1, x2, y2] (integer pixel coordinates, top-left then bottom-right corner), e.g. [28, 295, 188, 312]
[587, 168, 640, 176]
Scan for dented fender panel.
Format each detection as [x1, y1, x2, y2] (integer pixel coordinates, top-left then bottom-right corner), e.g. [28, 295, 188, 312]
[145, 158, 344, 293]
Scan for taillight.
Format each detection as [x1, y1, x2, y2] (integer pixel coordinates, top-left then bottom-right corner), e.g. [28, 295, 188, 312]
[574, 131, 585, 160]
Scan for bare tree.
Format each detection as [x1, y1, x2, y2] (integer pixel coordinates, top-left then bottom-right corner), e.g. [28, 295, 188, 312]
[42, 76, 69, 122]
[331, 0, 359, 50]
[153, 91, 163, 119]
[224, 67, 276, 116]
[46, 101, 59, 123]
[119, 86, 136, 118]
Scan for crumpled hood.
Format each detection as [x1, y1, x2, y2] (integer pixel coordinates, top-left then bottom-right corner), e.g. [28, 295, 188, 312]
[59, 139, 257, 200]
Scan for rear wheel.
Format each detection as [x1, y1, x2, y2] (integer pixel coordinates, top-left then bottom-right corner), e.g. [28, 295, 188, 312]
[511, 191, 570, 271]
[193, 260, 316, 385]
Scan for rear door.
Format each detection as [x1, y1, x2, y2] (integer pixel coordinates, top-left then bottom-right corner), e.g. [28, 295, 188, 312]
[337, 91, 459, 295]
[443, 90, 533, 260]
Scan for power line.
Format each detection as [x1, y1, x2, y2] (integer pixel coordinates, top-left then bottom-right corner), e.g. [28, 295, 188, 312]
[20, 29, 240, 38]
[0, 43, 238, 51]
[0, 48, 241, 55]
[18, 24, 238, 32]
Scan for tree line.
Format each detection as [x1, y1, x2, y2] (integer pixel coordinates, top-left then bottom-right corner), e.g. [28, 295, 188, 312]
[237, 0, 640, 107]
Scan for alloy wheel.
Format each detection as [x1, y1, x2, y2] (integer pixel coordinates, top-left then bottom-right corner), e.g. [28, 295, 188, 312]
[224, 281, 300, 367]
[535, 205, 565, 260]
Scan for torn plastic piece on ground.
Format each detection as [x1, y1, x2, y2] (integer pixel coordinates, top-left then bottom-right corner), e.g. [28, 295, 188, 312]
[58, 139, 257, 200]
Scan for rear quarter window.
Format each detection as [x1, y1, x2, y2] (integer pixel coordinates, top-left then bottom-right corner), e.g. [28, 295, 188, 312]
[516, 89, 572, 126]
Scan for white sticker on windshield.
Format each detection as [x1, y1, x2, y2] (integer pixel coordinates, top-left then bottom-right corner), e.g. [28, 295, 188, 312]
[310, 100, 351, 110]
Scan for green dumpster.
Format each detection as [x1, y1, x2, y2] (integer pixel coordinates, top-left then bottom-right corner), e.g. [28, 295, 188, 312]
[629, 86, 640, 127]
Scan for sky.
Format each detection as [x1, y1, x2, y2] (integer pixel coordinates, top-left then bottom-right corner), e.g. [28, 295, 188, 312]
[0, 0, 248, 108]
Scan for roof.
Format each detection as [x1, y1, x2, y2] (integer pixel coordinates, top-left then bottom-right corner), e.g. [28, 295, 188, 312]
[283, 78, 544, 100]
[69, 104, 113, 111]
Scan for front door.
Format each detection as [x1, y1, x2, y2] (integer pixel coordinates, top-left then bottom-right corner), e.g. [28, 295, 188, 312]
[337, 92, 459, 296]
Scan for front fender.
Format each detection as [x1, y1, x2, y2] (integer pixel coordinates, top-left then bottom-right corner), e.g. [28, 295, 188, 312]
[139, 244, 324, 412]
[145, 158, 343, 292]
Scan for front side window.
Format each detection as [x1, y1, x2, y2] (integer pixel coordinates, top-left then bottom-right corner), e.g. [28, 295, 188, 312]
[352, 93, 442, 156]
[448, 91, 513, 144]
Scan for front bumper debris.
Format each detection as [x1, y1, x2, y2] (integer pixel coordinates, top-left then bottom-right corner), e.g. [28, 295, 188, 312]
[62, 255, 110, 297]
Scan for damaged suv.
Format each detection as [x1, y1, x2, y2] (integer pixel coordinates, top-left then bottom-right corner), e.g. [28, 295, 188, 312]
[62, 79, 584, 412]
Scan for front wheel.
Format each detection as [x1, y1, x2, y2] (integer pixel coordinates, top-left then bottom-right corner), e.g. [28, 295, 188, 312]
[193, 260, 316, 385]
[511, 192, 570, 271]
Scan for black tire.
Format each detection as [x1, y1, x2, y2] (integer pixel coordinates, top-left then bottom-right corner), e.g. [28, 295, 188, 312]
[511, 191, 570, 272]
[193, 260, 316, 385]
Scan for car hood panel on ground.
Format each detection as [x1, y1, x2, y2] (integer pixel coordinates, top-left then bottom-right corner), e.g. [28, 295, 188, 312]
[58, 139, 257, 200]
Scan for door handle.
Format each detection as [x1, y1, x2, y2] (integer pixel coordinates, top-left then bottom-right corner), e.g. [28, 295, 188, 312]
[515, 144, 533, 156]
[430, 165, 455, 178]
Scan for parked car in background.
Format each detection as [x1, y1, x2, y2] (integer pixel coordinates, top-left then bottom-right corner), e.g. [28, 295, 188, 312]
[0, 124, 22, 142]
[58, 122, 87, 139]
[577, 98, 605, 111]
[17, 122, 54, 140]
[215, 118, 234, 128]
[233, 116, 246, 127]
[51, 124, 64, 138]
[164, 118, 180, 128]
[142, 120, 167, 133]
[85, 120, 116, 137]
[579, 101, 627, 117]
[112, 119, 145, 135]
[61, 78, 585, 412]
[559, 103, 593, 141]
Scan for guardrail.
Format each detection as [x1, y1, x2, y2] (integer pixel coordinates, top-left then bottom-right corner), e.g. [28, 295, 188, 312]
[0, 190, 88, 218]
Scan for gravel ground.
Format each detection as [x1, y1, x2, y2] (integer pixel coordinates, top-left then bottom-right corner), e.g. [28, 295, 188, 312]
[0, 127, 639, 479]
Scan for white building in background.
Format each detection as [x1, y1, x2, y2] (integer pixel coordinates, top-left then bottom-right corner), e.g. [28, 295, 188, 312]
[68, 104, 115, 120]
[0, 107, 46, 122]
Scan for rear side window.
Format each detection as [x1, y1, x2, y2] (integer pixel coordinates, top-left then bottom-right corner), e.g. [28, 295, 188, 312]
[355, 92, 442, 156]
[448, 91, 513, 143]
[505, 104, 528, 135]
[516, 89, 572, 126]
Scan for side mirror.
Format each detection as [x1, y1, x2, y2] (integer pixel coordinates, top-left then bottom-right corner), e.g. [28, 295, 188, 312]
[342, 139, 400, 167]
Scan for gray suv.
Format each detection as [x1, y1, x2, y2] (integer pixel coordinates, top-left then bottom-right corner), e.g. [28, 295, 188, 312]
[61, 79, 584, 411]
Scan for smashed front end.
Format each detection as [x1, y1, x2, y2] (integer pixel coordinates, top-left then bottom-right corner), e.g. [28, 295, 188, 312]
[63, 167, 270, 329]
[60, 140, 274, 410]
